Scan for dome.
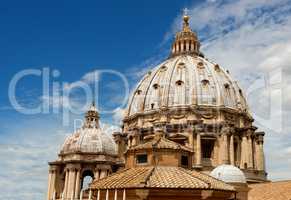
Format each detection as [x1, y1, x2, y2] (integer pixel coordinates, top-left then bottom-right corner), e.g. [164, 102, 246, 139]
[210, 164, 247, 183]
[60, 127, 117, 156]
[60, 103, 117, 156]
[124, 12, 250, 121]
[126, 55, 249, 118]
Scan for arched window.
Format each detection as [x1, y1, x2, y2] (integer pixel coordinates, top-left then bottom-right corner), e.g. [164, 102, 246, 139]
[201, 79, 211, 104]
[81, 170, 94, 190]
[202, 139, 214, 159]
[214, 64, 220, 72]
[224, 83, 232, 106]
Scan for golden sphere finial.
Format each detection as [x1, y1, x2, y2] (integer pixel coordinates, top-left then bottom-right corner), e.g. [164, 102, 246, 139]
[183, 15, 190, 23]
[182, 8, 190, 30]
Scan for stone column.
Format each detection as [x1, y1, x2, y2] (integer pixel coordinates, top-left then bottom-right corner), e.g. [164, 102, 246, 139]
[47, 170, 52, 200]
[196, 132, 202, 167]
[247, 135, 254, 169]
[191, 42, 194, 51]
[256, 132, 265, 171]
[237, 140, 241, 167]
[189, 132, 194, 149]
[94, 170, 100, 181]
[100, 170, 107, 179]
[230, 134, 235, 165]
[187, 122, 196, 167]
[66, 165, 77, 200]
[220, 125, 231, 164]
[181, 42, 184, 52]
[240, 134, 248, 169]
[50, 169, 56, 198]
[47, 166, 58, 200]
[188, 126, 194, 151]
[222, 133, 229, 164]
[66, 169, 72, 199]
[71, 170, 76, 199]
[63, 169, 69, 198]
[186, 40, 190, 51]
[256, 141, 265, 171]
[74, 169, 81, 199]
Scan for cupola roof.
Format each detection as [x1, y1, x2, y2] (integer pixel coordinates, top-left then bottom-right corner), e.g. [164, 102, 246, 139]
[60, 102, 117, 156]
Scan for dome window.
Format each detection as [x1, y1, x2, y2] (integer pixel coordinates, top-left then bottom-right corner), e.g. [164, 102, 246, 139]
[226, 70, 230, 74]
[224, 83, 230, 89]
[201, 79, 209, 85]
[153, 83, 159, 89]
[136, 90, 142, 95]
[177, 62, 185, 69]
[197, 62, 205, 69]
[176, 80, 184, 86]
[239, 89, 242, 95]
[214, 64, 220, 72]
[181, 155, 189, 167]
[160, 65, 167, 71]
[136, 154, 148, 164]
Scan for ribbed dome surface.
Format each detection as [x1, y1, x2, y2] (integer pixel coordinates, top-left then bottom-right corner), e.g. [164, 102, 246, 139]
[126, 55, 249, 117]
[210, 164, 247, 183]
[60, 127, 117, 156]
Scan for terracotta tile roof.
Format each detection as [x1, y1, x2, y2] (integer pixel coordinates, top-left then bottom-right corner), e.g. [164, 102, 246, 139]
[129, 137, 192, 152]
[90, 166, 234, 191]
[248, 181, 291, 200]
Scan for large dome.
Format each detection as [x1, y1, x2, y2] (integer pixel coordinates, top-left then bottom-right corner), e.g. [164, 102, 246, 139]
[60, 104, 117, 156]
[126, 55, 249, 118]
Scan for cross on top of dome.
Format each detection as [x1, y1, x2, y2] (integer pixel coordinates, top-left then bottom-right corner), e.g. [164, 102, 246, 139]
[183, 8, 189, 16]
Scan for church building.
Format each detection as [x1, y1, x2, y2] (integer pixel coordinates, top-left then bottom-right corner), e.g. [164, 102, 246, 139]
[47, 11, 291, 200]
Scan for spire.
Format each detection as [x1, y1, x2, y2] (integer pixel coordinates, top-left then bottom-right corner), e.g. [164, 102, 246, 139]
[83, 101, 100, 129]
[171, 8, 200, 57]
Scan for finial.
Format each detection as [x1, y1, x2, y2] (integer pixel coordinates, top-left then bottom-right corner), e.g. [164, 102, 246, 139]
[182, 8, 190, 31]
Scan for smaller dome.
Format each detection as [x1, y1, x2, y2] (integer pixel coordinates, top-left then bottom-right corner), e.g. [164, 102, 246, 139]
[60, 103, 117, 156]
[61, 127, 117, 156]
[210, 165, 246, 183]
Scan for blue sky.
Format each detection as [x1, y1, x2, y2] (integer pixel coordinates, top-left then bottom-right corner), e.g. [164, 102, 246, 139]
[1, 0, 291, 199]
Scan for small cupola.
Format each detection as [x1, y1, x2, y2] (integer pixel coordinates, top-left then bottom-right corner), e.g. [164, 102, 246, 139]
[171, 9, 200, 57]
[83, 101, 100, 128]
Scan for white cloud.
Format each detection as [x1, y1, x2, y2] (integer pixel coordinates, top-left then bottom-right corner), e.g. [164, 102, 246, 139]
[0, 120, 69, 200]
[112, 107, 126, 125]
